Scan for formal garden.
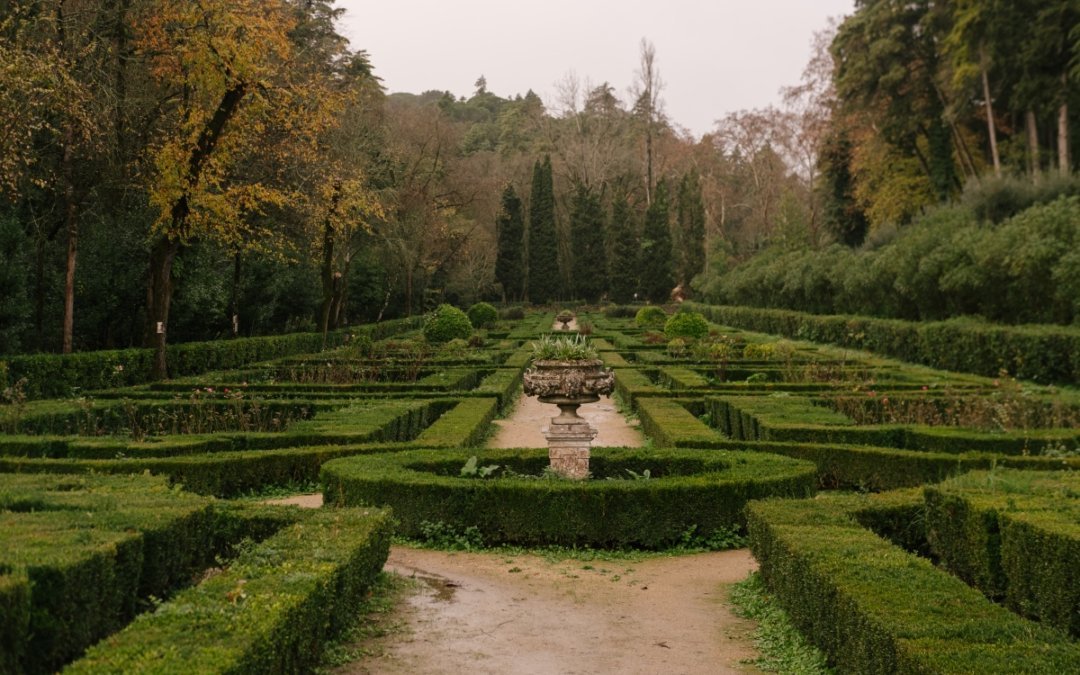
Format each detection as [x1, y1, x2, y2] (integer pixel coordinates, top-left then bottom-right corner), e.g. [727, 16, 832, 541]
[0, 303, 1076, 673]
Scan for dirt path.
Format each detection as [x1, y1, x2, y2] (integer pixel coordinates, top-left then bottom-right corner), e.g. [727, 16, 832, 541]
[486, 394, 644, 449]
[338, 546, 762, 675]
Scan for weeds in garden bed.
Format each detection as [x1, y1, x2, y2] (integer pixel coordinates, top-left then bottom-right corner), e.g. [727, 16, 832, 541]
[730, 572, 833, 674]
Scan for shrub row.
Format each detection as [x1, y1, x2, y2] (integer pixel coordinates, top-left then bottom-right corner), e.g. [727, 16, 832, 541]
[321, 447, 816, 548]
[0, 398, 448, 460]
[924, 470, 1080, 637]
[635, 397, 724, 448]
[0, 317, 422, 400]
[686, 302, 1080, 385]
[707, 395, 1080, 456]
[747, 492, 1080, 674]
[66, 507, 392, 674]
[413, 397, 500, 448]
[612, 369, 662, 405]
[0, 474, 224, 673]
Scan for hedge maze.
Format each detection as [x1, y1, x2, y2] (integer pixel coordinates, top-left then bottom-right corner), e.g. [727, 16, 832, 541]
[2, 307, 1079, 672]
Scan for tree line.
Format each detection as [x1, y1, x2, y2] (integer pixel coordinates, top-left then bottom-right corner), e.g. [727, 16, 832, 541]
[2, 0, 1078, 370]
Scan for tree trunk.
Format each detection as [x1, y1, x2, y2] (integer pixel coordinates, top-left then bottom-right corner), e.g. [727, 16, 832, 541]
[1059, 86, 1070, 176]
[60, 132, 78, 354]
[979, 50, 1001, 178]
[229, 251, 241, 337]
[147, 237, 180, 379]
[1027, 110, 1041, 178]
[318, 219, 334, 348]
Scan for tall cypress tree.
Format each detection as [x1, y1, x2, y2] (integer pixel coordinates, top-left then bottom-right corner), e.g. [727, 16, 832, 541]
[639, 180, 674, 303]
[570, 184, 607, 302]
[526, 155, 558, 303]
[494, 184, 524, 301]
[608, 193, 640, 303]
[675, 170, 706, 285]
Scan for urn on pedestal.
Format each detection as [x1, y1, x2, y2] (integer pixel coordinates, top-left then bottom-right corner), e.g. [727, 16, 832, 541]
[522, 335, 615, 478]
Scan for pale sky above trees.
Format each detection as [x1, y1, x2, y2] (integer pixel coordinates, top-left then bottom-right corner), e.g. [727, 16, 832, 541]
[336, 0, 855, 138]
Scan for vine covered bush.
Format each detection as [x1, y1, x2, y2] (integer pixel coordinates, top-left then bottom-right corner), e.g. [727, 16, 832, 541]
[664, 312, 709, 340]
[635, 305, 667, 328]
[423, 304, 472, 343]
[466, 302, 498, 329]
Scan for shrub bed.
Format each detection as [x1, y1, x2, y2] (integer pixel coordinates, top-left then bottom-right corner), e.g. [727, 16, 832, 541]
[0, 317, 422, 400]
[321, 447, 816, 548]
[748, 492, 1080, 674]
[687, 302, 1080, 385]
[66, 507, 392, 674]
[924, 470, 1080, 637]
[635, 398, 724, 448]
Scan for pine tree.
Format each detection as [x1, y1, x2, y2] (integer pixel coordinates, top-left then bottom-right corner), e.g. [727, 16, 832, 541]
[608, 194, 640, 303]
[675, 170, 706, 285]
[570, 184, 607, 302]
[639, 180, 674, 303]
[526, 156, 558, 303]
[494, 184, 524, 301]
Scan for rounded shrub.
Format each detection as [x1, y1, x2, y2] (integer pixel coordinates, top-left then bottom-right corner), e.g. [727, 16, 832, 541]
[466, 302, 498, 329]
[423, 304, 472, 343]
[635, 305, 667, 328]
[320, 447, 817, 548]
[664, 312, 709, 340]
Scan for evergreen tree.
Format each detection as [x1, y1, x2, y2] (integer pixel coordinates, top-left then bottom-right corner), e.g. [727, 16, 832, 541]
[526, 156, 558, 303]
[819, 131, 869, 246]
[675, 170, 706, 285]
[494, 184, 525, 301]
[570, 184, 607, 302]
[609, 194, 640, 303]
[639, 180, 674, 303]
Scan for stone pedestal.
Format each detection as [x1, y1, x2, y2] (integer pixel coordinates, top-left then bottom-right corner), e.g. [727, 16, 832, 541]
[544, 404, 597, 479]
[522, 360, 615, 480]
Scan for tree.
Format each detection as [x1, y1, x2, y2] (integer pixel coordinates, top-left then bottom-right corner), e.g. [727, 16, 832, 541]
[494, 184, 525, 301]
[675, 170, 706, 284]
[526, 155, 558, 303]
[639, 180, 673, 302]
[137, 0, 324, 378]
[631, 39, 664, 205]
[608, 193, 640, 303]
[569, 184, 607, 302]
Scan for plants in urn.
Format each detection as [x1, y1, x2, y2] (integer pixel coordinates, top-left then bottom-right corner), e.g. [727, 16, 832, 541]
[523, 335, 615, 478]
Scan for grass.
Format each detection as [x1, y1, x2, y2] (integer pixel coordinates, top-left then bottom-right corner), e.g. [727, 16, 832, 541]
[315, 572, 418, 673]
[729, 572, 833, 675]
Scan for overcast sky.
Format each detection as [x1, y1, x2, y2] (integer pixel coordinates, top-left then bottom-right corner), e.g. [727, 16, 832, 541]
[335, 0, 856, 139]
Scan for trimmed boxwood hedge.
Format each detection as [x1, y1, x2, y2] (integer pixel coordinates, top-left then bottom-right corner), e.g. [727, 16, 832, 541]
[0, 473, 271, 674]
[321, 447, 816, 548]
[635, 397, 724, 448]
[924, 470, 1080, 637]
[65, 507, 392, 674]
[0, 317, 422, 400]
[748, 491, 1080, 674]
[687, 301, 1080, 385]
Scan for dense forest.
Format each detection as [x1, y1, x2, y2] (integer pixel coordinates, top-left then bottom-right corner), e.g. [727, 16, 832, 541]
[1, 0, 1079, 370]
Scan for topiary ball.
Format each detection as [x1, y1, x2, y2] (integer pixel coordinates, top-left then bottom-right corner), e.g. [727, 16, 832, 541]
[423, 304, 473, 343]
[466, 302, 498, 329]
[664, 312, 709, 341]
[635, 305, 668, 328]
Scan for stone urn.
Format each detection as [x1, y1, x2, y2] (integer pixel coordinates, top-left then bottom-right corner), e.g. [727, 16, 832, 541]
[555, 311, 575, 331]
[522, 359, 615, 479]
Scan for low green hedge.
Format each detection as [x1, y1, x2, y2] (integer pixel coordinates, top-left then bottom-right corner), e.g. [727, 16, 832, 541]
[66, 507, 392, 674]
[707, 395, 1080, 456]
[322, 447, 816, 548]
[635, 398, 724, 448]
[412, 397, 499, 448]
[0, 473, 230, 673]
[687, 302, 1080, 385]
[0, 317, 423, 400]
[613, 369, 662, 405]
[747, 492, 1080, 673]
[924, 470, 1080, 637]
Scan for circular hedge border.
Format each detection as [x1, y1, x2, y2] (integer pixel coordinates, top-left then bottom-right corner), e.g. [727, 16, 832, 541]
[320, 447, 817, 548]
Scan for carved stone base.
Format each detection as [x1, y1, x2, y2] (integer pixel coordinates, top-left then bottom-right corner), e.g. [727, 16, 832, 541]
[544, 416, 597, 480]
